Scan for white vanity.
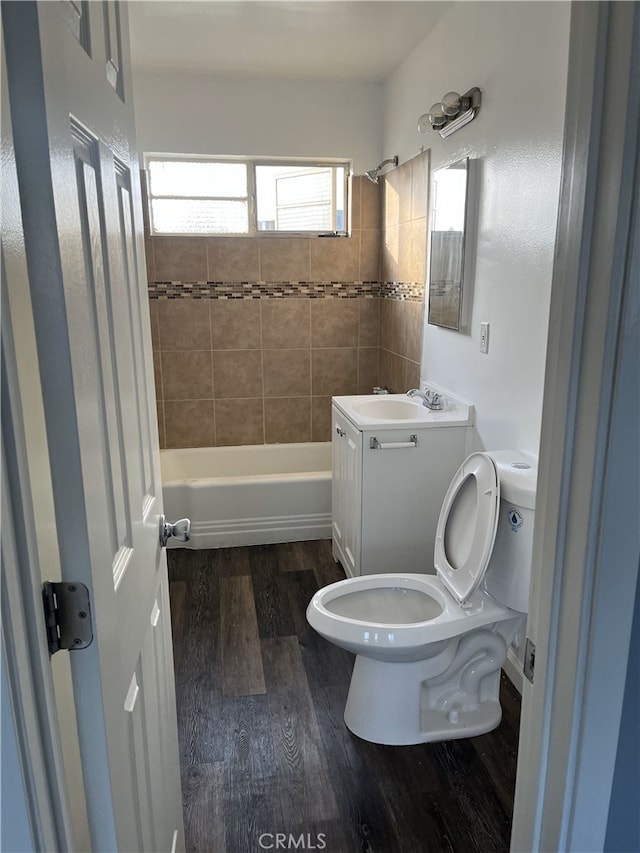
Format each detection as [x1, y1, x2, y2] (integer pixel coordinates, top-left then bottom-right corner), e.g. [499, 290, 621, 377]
[331, 393, 473, 578]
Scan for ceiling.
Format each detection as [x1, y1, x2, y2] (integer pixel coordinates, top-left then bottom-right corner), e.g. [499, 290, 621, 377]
[128, 1, 449, 82]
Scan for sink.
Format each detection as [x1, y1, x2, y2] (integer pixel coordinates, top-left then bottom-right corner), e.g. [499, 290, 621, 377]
[354, 398, 426, 420]
[332, 394, 474, 430]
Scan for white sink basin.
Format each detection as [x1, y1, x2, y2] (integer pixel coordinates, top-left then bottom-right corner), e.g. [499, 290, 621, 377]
[332, 394, 474, 430]
[354, 398, 427, 420]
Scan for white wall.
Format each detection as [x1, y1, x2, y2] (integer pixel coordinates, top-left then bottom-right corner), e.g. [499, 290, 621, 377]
[384, 1, 571, 455]
[133, 71, 383, 175]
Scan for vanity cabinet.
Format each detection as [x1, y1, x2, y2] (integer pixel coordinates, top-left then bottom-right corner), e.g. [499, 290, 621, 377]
[331, 400, 470, 578]
[331, 408, 362, 578]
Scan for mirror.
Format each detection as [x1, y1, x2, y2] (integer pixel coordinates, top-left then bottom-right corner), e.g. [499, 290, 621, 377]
[427, 158, 469, 331]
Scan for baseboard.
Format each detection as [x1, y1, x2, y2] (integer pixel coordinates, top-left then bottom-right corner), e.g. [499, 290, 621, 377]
[167, 512, 332, 549]
[503, 646, 524, 694]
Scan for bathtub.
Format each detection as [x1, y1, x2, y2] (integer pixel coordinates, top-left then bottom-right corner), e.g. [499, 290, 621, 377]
[161, 442, 332, 549]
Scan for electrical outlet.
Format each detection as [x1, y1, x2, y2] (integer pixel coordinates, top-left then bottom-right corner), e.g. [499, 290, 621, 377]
[480, 322, 490, 354]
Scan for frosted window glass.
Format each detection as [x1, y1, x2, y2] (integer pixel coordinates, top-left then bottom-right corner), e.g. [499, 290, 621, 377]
[276, 203, 332, 231]
[149, 161, 247, 199]
[151, 199, 248, 234]
[256, 165, 345, 232]
[275, 170, 331, 205]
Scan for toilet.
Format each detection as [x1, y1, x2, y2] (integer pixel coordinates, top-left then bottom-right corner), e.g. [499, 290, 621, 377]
[306, 450, 536, 745]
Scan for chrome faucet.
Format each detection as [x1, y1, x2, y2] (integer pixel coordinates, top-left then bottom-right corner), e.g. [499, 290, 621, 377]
[407, 388, 444, 410]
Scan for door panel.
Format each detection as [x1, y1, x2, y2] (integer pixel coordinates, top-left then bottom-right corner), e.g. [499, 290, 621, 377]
[2, 2, 184, 849]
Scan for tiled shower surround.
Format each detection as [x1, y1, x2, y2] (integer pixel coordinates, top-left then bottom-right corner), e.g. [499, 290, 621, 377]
[146, 155, 428, 448]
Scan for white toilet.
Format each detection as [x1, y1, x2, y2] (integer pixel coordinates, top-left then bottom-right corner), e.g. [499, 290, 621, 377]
[306, 450, 536, 745]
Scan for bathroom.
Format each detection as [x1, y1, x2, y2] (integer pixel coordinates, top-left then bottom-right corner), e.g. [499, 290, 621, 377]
[2, 0, 637, 850]
[132, 1, 567, 850]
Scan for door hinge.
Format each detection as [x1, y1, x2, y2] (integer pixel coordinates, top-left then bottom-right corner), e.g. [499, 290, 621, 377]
[524, 636, 536, 683]
[42, 582, 93, 655]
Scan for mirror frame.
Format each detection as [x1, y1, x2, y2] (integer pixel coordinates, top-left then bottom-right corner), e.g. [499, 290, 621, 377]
[427, 158, 471, 331]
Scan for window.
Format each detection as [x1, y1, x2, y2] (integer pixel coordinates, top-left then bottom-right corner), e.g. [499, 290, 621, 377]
[146, 156, 349, 236]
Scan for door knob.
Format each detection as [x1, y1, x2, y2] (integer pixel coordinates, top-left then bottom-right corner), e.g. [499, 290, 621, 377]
[159, 515, 191, 547]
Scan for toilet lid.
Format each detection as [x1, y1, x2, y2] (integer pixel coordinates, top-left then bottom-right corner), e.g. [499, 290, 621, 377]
[434, 452, 500, 604]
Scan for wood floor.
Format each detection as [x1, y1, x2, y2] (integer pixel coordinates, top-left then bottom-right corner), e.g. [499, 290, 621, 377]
[168, 541, 521, 853]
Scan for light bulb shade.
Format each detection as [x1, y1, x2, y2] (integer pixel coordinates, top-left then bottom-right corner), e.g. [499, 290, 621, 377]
[428, 103, 447, 127]
[441, 92, 461, 117]
[417, 113, 432, 134]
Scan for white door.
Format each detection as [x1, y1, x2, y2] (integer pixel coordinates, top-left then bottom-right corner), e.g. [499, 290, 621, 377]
[2, 3, 184, 851]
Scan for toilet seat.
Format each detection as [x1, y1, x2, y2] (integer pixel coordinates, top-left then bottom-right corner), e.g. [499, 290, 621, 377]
[434, 453, 500, 605]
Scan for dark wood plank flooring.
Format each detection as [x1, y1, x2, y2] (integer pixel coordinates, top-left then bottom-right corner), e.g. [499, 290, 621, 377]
[168, 542, 521, 853]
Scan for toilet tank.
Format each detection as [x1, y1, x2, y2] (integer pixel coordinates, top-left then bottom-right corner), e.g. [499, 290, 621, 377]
[483, 451, 537, 613]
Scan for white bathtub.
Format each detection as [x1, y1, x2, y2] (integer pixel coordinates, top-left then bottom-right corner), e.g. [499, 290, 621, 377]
[161, 442, 332, 549]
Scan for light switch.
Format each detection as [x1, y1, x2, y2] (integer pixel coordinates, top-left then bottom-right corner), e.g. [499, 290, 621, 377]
[480, 322, 490, 354]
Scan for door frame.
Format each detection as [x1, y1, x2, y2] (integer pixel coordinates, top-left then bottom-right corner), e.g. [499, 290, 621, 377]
[2, 1, 638, 851]
[511, 2, 639, 851]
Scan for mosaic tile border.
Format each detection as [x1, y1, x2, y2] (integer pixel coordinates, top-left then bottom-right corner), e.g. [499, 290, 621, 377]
[148, 280, 424, 301]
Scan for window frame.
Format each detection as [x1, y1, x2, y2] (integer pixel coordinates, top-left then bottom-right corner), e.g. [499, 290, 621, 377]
[144, 153, 352, 238]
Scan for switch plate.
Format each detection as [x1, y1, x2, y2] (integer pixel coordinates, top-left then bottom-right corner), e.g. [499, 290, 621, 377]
[480, 322, 490, 354]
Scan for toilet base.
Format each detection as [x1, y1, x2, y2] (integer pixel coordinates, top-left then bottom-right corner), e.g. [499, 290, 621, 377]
[343, 630, 507, 745]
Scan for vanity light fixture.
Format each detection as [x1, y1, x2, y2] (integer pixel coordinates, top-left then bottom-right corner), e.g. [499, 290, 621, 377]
[418, 87, 482, 138]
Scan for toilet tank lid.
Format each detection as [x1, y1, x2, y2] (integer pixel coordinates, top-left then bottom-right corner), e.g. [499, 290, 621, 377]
[487, 451, 537, 509]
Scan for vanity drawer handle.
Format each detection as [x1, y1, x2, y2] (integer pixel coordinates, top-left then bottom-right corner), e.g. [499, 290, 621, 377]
[369, 435, 419, 450]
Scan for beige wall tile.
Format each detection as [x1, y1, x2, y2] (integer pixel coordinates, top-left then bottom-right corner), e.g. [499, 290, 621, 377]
[405, 359, 421, 391]
[311, 397, 332, 442]
[395, 300, 424, 363]
[359, 229, 381, 281]
[149, 299, 160, 349]
[310, 235, 360, 281]
[153, 349, 163, 400]
[161, 350, 213, 401]
[311, 299, 358, 348]
[312, 348, 358, 396]
[358, 297, 380, 347]
[389, 351, 407, 394]
[207, 237, 260, 282]
[383, 174, 400, 230]
[358, 348, 379, 394]
[215, 399, 264, 446]
[381, 352, 418, 394]
[385, 160, 412, 226]
[164, 400, 214, 448]
[350, 177, 362, 231]
[399, 219, 427, 283]
[263, 349, 310, 398]
[211, 299, 261, 349]
[261, 299, 311, 349]
[379, 299, 395, 351]
[411, 151, 429, 221]
[153, 236, 208, 281]
[382, 225, 399, 282]
[157, 299, 211, 350]
[378, 347, 394, 392]
[156, 401, 165, 449]
[259, 238, 311, 281]
[360, 176, 381, 230]
[264, 397, 311, 444]
[213, 350, 263, 398]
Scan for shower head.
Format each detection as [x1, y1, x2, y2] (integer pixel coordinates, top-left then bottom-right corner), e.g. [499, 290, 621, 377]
[365, 155, 399, 183]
